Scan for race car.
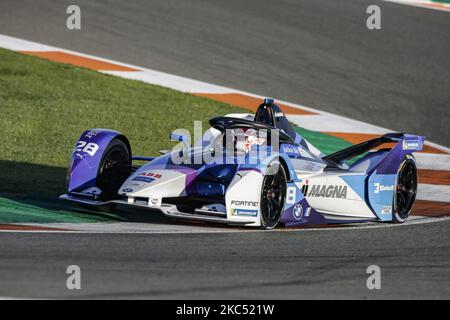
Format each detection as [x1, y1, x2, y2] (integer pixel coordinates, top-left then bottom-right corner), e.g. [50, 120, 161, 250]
[60, 99, 423, 229]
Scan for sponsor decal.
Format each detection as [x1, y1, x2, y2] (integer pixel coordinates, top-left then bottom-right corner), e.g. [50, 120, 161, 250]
[274, 112, 284, 118]
[282, 145, 314, 159]
[84, 130, 98, 139]
[133, 172, 162, 183]
[402, 140, 420, 150]
[133, 176, 155, 183]
[139, 172, 162, 179]
[293, 204, 303, 221]
[381, 206, 392, 215]
[374, 183, 394, 194]
[300, 179, 309, 195]
[230, 200, 259, 207]
[282, 145, 297, 154]
[306, 184, 348, 199]
[122, 188, 133, 193]
[232, 209, 258, 217]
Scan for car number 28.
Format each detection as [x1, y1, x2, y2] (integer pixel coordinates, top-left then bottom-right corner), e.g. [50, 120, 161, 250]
[75, 141, 99, 156]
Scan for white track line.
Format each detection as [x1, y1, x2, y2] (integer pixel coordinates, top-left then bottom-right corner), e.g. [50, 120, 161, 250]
[102, 70, 237, 94]
[287, 114, 388, 134]
[417, 184, 450, 202]
[415, 153, 450, 170]
[384, 0, 450, 12]
[0, 215, 445, 235]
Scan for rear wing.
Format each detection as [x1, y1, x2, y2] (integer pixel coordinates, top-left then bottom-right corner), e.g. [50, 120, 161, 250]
[323, 133, 424, 166]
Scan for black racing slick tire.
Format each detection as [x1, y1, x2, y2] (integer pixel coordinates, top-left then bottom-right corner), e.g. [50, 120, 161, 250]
[260, 160, 287, 230]
[393, 156, 418, 223]
[96, 138, 131, 202]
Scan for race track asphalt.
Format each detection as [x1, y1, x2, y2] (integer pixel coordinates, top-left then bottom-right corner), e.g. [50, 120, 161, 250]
[0, 219, 449, 299]
[0, 0, 449, 299]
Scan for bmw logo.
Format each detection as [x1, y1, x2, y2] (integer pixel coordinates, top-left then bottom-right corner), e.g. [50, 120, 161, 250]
[123, 188, 133, 193]
[293, 204, 303, 221]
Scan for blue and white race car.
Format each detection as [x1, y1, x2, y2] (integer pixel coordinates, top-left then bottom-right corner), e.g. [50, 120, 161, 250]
[60, 99, 423, 229]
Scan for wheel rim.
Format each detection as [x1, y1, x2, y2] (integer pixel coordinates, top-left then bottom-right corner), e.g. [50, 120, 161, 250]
[98, 146, 130, 198]
[261, 164, 286, 228]
[395, 161, 417, 220]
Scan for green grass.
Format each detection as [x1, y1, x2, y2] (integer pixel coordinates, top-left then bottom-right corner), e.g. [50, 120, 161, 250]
[0, 196, 124, 223]
[294, 127, 352, 155]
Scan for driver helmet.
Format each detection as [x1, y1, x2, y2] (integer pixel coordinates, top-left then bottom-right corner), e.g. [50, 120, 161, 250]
[234, 128, 267, 153]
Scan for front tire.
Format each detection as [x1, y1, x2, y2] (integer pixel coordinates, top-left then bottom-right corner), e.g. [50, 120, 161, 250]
[260, 161, 287, 230]
[393, 156, 418, 223]
[96, 138, 131, 201]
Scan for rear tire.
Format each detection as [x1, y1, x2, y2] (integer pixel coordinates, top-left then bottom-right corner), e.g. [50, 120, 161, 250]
[393, 156, 418, 223]
[260, 161, 287, 230]
[96, 139, 131, 201]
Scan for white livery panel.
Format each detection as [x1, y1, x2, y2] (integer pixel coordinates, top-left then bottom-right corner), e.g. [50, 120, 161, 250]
[225, 169, 263, 226]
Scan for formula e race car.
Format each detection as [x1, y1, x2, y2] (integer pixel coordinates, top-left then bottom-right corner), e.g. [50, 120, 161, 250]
[60, 99, 424, 229]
